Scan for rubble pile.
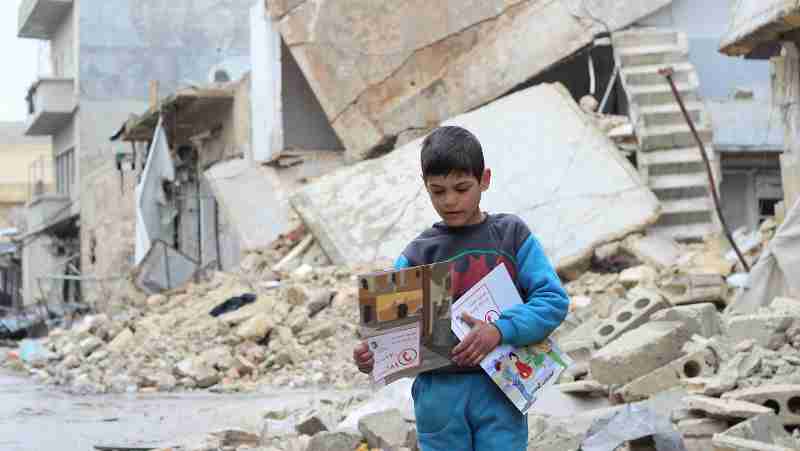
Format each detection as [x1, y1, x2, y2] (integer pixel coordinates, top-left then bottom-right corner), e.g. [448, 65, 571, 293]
[5, 242, 377, 394]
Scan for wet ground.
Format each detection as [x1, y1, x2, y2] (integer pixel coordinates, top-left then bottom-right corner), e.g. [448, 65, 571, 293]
[0, 369, 364, 451]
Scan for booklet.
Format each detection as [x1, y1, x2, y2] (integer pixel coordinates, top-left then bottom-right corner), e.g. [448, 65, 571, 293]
[357, 262, 571, 407]
[450, 264, 572, 413]
[358, 261, 462, 385]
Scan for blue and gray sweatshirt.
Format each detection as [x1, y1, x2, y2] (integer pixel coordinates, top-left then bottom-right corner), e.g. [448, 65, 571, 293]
[395, 213, 570, 371]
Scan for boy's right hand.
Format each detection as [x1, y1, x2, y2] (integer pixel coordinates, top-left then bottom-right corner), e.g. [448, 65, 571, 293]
[353, 342, 374, 374]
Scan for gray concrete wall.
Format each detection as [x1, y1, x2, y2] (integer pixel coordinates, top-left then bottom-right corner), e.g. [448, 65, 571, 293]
[78, 99, 148, 180]
[638, 0, 772, 101]
[280, 41, 343, 151]
[50, 5, 75, 78]
[21, 234, 54, 306]
[78, 0, 252, 102]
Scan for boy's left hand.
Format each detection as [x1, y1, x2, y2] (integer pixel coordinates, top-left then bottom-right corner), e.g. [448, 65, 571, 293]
[452, 312, 502, 367]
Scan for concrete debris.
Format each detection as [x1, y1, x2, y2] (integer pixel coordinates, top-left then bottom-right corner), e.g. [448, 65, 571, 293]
[590, 321, 692, 385]
[711, 413, 800, 450]
[685, 395, 774, 419]
[358, 409, 411, 450]
[592, 289, 668, 348]
[622, 233, 682, 270]
[659, 273, 727, 306]
[650, 303, 723, 338]
[292, 83, 661, 271]
[617, 349, 719, 402]
[725, 313, 800, 350]
[305, 431, 362, 451]
[721, 385, 800, 425]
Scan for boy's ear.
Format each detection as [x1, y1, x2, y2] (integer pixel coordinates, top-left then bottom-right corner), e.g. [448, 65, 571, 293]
[480, 168, 491, 192]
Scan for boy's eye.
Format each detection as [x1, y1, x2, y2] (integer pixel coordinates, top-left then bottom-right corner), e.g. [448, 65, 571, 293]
[455, 188, 468, 193]
[431, 190, 445, 195]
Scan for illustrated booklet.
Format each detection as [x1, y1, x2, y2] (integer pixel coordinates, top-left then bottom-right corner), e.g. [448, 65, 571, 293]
[450, 264, 572, 413]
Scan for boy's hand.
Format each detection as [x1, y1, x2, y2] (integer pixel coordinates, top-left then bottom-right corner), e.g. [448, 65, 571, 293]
[353, 341, 374, 374]
[452, 313, 502, 367]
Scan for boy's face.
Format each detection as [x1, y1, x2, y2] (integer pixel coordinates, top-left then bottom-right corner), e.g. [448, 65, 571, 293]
[424, 169, 491, 227]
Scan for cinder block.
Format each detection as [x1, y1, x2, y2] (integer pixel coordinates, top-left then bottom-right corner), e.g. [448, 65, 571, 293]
[590, 321, 691, 385]
[618, 350, 718, 402]
[650, 303, 722, 338]
[592, 289, 668, 348]
[659, 274, 726, 306]
[685, 395, 773, 419]
[725, 314, 799, 350]
[721, 385, 800, 425]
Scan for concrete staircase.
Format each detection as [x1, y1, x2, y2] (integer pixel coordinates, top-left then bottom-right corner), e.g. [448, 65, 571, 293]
[613, 28, 717, 241]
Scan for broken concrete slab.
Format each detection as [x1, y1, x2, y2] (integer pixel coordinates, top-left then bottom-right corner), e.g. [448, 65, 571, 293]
[291, 83, 661, 270]
[650, 303, 722, 338]
[205, 160, 288, 254]
[559, 380, 608, 396]
[618, 265, 658, 288]
[590, 321, 691, 385]
[305, 431, 363, 451]
[623, 233, 681, 270]
[676, 417, 729, 438]
[721, 385, 800, 425]
[271, 0, 673, 160]
[686, 395, 774, 419]
[617, 350, 718, 402]
[592, 289, 667, 348]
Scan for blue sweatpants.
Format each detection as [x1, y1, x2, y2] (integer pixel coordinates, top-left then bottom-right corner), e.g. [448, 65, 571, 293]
[411, 372, 528, 451]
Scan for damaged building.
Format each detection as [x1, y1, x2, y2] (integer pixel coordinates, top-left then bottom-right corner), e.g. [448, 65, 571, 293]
[15, 0, 255, 309]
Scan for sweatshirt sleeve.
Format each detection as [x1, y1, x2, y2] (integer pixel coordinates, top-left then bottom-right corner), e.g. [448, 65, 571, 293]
[492, 234, 570, 347]
[394, 254, 411, 270]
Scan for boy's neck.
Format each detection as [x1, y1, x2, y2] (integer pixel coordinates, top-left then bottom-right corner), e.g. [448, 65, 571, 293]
[454, 209, 486, 227]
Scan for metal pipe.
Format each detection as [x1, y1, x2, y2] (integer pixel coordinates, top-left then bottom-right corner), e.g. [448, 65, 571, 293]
[658, 67, 751, 272]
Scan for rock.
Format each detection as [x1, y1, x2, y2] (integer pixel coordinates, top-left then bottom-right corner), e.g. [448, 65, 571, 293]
[594, 241, 622, 261]
[306, 431, 362, 451]
[175, 358, 220, 388]
[201, 346, 236, 372]
[295, 411, 330, 436]
[623, 233, 681, 269]
[298, 322, 336, 345]
[292, 264, 314, 279]
[307, 289, 334, 317]
[79, 336, 104, 357]
[358, 409, 410, 450]
[286, 285, 310, 306]
[209, 429, 260, 448]
[725, 314, 799, 350]
[108, 328, 135, 353]
[618, 265, 657, 288]
[63, 354, 81, 369]
[236, 313, 273, 340]
[287, 308, 309, 334]
[590, 321, 691, 385]
[146, 294, 167, 307]
[649, 303, 722, 338]
[685, 395, 773, 419]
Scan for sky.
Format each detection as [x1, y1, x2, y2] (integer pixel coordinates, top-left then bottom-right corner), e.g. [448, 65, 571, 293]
[0, 0, 40, 122]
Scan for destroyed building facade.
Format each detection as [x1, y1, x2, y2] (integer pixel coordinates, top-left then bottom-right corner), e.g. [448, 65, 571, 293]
[15, 0, 255, 308]
[720, 0, 800, 219]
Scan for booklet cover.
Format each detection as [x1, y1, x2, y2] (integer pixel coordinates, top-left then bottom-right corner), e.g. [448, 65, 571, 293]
[450, 264, 572, 413]
[358, 261, 459, 385]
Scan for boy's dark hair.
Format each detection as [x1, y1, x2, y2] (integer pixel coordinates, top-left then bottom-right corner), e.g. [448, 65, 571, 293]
[420, 126, 484, 181]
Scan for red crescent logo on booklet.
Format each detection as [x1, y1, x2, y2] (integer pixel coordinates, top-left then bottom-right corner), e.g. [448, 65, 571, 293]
[485, 310, 500, 323]
[398, 349, 418, 366]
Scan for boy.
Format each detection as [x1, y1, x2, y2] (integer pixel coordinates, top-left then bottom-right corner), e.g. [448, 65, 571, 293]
[353, 126, 570, 451]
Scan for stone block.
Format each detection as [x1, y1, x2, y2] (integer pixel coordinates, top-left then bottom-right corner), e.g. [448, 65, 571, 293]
[358, 409, 410, 450]
[650, 303, 722, 338]
[590, 321, 691, 385]
[623, 233, 681, 269]
[721, 385, 800, 425]
[107, 328, 135, 353]
[592, 289, 668, 348]
[659, 273, 727, 306]
[618, 350, 718, 402]
[725, 314, 799, 350]
[685, 395, 773, 419]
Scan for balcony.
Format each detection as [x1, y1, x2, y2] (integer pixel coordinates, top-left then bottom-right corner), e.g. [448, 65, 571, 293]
[24, 78, 76, 136]
[25, 193, 71, 234]
[18, 0, 73, 39]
